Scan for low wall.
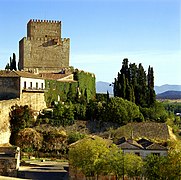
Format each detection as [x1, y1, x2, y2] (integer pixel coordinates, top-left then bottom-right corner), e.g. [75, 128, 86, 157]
[0, 146, 20, 177]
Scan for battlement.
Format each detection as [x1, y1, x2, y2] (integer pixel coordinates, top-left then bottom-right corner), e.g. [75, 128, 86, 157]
[28, 19, 61, 24]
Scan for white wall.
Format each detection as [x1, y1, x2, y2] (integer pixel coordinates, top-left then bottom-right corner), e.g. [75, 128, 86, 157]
[20, 77, 45, 91]
[123, 149, 168, 158]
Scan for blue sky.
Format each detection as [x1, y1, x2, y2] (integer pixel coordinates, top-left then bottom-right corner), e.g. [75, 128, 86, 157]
[0, 0, 180, 86]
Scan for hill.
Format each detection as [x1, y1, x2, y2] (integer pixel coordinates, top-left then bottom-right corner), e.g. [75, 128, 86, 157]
[155, 84, 181, 94]
[96, 81, 113, 94]
[156, 90, 181, 100]
[96, 81, 181, 95]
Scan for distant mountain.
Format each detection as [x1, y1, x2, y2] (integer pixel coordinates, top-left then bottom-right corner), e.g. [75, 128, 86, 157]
[96, 81, 113, 94]
[97, 81, 181, 96]
[155, 84, 181, 94]
[156, 91, 181, 100]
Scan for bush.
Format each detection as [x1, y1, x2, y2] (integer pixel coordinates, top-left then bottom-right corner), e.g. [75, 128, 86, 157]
[16, 128, 43, 152]
[67, 132, 86, 145]
[42, 128, 67, 152]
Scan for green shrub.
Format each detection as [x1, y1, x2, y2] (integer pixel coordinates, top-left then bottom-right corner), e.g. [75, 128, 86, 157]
[67, 132, 86, 145]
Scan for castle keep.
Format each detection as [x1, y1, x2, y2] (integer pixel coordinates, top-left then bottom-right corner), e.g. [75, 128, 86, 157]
[19, 19, 70, 72]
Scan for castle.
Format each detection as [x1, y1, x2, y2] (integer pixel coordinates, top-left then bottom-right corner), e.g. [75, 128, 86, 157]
[0, 19, 73, 145]
[19, 19, 70, 73]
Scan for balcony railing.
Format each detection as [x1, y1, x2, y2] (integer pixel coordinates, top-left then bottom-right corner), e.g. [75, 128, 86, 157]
[22, 87, 47, 92]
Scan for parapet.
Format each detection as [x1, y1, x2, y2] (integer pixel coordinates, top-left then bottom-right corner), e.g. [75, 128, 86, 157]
[28, 19, 61, 24]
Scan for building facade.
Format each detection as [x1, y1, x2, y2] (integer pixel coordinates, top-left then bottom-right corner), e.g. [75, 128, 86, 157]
[0, 70, 46, 111]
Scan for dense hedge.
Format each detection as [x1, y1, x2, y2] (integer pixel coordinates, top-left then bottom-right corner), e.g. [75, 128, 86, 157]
[44, 69, 96, 106]
[74, 69, 96, 101]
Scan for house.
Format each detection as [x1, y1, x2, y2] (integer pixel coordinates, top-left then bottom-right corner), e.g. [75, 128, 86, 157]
[0, 70, 46, 110]
[0, 70, 45, 99]
[117, 137, 168, 158]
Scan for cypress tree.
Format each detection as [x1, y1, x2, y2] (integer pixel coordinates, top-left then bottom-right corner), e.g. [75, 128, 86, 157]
[5, 63, 10, 70]
[12, 53, 17, 71]
[147, 66, 156, 106]
[114, 59, 156, 108]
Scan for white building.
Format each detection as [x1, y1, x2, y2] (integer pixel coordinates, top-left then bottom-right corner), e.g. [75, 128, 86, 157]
[117, 138, 168, 158]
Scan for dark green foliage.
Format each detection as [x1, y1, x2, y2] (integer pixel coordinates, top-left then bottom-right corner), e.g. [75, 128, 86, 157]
[42, 128, 67, 153]
[114, 59, 156, 108]
[5, 53, 17, 70]
[144, 154, 168, 180]
[96, 93, 108, 102]
[44, 69, 96, 106]
[140, 101, 168, 122]
[86, 97, 144, 125]
[52, 102, 74, 127]
[9, 105, 34, 144]
[107, 97, 144, 125]
[73, 69, 96, 101]
[44, 80, 77, 106]
[73, 103, 87, 120]
[67, 131, 85, 144]
[163, 101, 181, 114]
[5, 63, 10, 70]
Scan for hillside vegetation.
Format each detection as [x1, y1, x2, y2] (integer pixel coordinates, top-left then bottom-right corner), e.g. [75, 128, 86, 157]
[8, 60, 181, 159]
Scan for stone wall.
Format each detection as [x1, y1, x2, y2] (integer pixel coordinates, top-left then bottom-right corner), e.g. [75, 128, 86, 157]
[20, 92, 46, 111]
[0, 77, 20, 100]
[19, 37, 70, 71]
[27, 19, 61, 39]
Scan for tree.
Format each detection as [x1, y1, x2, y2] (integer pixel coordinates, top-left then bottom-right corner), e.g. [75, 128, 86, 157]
[140, 101, 168, 122]
[42, 128, 67, 153]
[144, 154, 168, 179]
[5, 53, 17, 70]
[69, 136, 110, 178]
[9, 105, 34, 144]
[124, 153, 143, 178]
[107, 97, 144, 125]
[5, 63, 10, 70]
[11, 53, 17, 70]
[104, 145, 124, 179]
[53, 102, 74, 126]
[147, 66, 156, 106]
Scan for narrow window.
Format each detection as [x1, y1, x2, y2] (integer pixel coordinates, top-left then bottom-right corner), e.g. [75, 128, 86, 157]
[41, 83, 44, 89]
[30, 82, 32, 89]
[36, 82, 38, 89]
[24, 81, 26, 89]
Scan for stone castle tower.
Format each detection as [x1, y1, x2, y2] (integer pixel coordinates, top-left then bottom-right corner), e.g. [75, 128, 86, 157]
[18, 19, 70, 73]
